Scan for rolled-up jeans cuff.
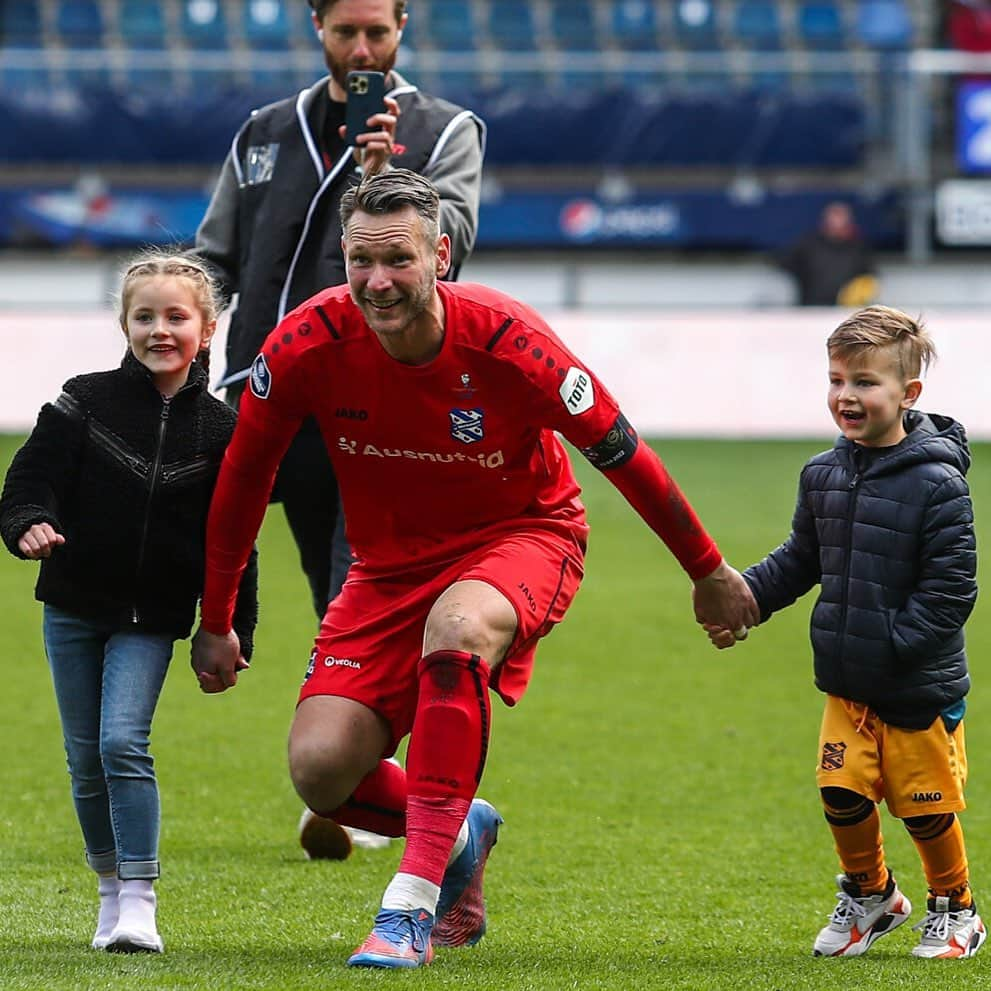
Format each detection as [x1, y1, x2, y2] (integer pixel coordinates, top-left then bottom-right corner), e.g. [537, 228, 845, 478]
[86, 849, 117, 874]
[118, 860, 160, 881]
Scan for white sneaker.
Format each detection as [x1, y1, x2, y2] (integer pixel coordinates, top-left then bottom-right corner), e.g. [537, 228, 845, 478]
[912, 896, 987, 958]
[343, 826, 393, 851]
[813, 873, 912, 957]
[106, 880, 163, 954]
[91, 875, 121, 950]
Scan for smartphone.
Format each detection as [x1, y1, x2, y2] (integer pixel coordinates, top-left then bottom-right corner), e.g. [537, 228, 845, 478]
[345, 70, 386, 145]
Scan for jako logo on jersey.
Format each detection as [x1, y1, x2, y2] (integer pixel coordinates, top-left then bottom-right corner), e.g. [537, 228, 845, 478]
[449, 408, 484, 444]
[335, 407, 368, 420]
[337, 436, 504, 468]
[303, 647, 318, 681]
[912, 791, 943, 802]
[250, 353, 272, 399]
[560, 366, 594, 415]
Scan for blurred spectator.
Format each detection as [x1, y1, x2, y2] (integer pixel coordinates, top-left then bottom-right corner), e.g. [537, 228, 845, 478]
[947, 0, 991, 52]
[778, 202, 878, 307]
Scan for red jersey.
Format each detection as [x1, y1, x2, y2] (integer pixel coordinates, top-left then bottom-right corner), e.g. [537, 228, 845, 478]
[203, 281, 721, 632]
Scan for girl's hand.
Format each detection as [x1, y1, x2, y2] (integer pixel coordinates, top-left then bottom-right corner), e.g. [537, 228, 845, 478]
[18, 523, 65, 559]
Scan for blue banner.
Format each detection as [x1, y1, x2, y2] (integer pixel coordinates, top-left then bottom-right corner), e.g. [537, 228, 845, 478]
[0, 185, 902, 252]
[956, 81, 991, 174]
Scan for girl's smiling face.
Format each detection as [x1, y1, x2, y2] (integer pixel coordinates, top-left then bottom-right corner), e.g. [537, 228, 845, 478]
[123, 275, 215, 396]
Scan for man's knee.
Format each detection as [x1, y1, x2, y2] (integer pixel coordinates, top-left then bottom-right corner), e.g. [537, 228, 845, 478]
[424, 582, 517, 660]
[288, 697, 388, 811]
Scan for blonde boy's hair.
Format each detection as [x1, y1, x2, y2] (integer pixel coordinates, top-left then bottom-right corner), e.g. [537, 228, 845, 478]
[827, 305, 936, 381]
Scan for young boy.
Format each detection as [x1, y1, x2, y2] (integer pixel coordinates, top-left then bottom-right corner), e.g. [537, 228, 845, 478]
[708, 306, 984, 959]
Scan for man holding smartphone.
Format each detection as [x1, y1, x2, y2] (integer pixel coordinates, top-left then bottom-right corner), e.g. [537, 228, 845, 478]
[191, 0, 484, 861]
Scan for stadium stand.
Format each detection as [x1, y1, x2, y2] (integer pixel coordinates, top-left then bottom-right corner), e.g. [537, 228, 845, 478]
[1, 0, 44, 47]
[179, 0, 230, 50]
[0, 0, 943, 254]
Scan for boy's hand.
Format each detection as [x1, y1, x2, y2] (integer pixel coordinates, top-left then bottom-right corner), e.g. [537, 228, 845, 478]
[18, 522, 65, 559]
[703, 622, 747, 650]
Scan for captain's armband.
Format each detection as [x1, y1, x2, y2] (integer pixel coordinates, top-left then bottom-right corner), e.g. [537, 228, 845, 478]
[579, 414, 639, 470]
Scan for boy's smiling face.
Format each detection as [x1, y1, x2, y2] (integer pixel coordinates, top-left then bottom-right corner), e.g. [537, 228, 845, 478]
[827, 345, 922, 448]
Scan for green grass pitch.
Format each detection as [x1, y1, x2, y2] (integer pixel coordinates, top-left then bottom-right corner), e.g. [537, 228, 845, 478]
[0, 434, 988, 990]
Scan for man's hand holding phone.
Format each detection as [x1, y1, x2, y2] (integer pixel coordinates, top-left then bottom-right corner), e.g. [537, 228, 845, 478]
[342, 70, 399, 174]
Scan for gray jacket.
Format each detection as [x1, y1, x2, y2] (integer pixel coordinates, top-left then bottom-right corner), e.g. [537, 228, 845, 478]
[193, 71, 485, 388]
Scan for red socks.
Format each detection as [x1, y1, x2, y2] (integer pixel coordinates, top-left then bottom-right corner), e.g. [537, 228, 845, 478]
[321, 757, 407, 837]
[399, 650, 492, 885]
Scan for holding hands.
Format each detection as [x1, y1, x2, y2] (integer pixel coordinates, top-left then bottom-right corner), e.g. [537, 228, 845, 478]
[691, 559, 759, 650]
[190, 626, 249, 694]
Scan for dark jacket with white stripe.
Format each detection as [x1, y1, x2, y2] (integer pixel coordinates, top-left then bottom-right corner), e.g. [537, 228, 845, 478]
[0, 352, 257, 657]
[743, 411, 976, 729]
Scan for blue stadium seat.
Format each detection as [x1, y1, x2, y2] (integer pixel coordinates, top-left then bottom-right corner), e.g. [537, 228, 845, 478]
[180, 0, 230, 50]
[856, 0, 913, 50]
[249, 62, 300, 94]
[432, 66, 487, 98]
[244, 0, 291, 51]
[1, 0, 44, 47]
[119, 0, 168, 50]
[487, 0, 538, 51]
[733, 0, 782, 50]
[426, 0, 476, 50]
[548, 0, 599, 52]
[121, 57, 175, 90]
[1, 62, 53, 92]
[797, 1, 845, 50]
[673, 0, 720, 50]
[610, 0, 662, 51]
[56, 0, 104, 48]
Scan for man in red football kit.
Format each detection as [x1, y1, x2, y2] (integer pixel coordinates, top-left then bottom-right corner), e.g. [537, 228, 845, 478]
[190, 168, 759, 969]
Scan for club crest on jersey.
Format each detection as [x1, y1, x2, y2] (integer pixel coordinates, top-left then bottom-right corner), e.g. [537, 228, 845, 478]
[449, 408, 484, 444]
[820, 741, 847, 771]
[560, 366, 594, 415]
[250, 353, 272, 399]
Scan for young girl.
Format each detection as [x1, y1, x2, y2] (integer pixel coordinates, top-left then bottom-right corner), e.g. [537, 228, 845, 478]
[0, 251, 258, 953]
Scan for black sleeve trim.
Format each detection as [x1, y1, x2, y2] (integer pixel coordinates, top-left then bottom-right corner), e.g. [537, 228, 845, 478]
[580, 413, 639, 470]
[315, 306, 340, 339]
[484, 317, 514, 352]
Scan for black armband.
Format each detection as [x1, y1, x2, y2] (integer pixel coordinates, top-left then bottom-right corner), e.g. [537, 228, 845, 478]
[580, 413, 639, 470]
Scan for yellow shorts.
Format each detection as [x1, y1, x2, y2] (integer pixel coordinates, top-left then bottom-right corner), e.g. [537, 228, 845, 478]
[816, 695, 967, 819]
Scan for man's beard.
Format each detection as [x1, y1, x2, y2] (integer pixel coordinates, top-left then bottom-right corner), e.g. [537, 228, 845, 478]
[327, 46, 398, 91]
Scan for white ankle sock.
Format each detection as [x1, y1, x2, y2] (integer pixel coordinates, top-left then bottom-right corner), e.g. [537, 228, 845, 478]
[447, 817, 470, 865]
[110, 879, 162, 951]
[92, 875, 121, 949]
[381, 872, 441, 914]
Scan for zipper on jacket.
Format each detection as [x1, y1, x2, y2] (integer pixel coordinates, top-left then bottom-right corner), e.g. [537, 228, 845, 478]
[130, 396, 171, 623]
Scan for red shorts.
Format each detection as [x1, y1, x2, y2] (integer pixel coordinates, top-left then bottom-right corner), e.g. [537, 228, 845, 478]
[297, 527, 585, 753]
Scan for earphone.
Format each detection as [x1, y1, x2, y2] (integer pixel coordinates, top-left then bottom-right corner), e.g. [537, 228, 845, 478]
[397, 29, 403, 40]
[317, 27, 324, 40]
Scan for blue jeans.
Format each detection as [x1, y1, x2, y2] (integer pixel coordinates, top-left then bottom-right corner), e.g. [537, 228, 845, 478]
[42, 605, 174, 879]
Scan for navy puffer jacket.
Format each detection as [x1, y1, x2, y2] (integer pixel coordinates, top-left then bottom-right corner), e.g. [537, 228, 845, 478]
[744, 411, 976, 729]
